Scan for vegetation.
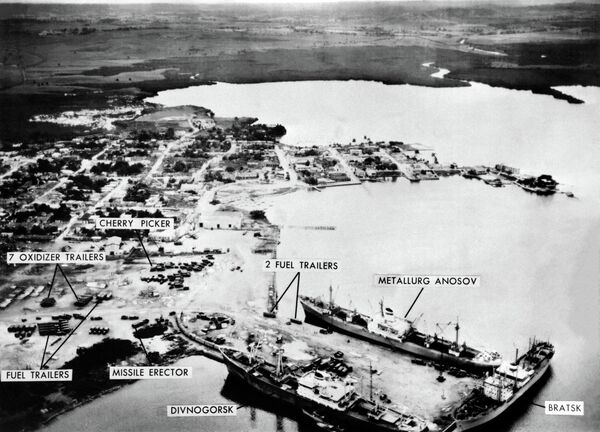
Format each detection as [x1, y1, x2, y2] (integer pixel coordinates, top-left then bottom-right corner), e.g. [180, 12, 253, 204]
[123, 183, 152, 202]
[0, 339, 140, 431]
[250, 210, 266, 220]
[91, 161, 144, 176]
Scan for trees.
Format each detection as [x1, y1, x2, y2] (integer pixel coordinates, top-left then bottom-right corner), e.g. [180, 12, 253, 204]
[123, 183, 151, 202]
[164, 127, 176, 140]
[172, 161, 187, 172]
[91, 161, 144, 176]
[250, 210, 266, 220]
[305, 176, 318, 186]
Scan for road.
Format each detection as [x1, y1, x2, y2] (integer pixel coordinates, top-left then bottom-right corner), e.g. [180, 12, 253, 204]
[328, 147, 362, 184]
[274, 145, 298, 185]
[381, 149, 417, 181]
[0, 156, 42, 180]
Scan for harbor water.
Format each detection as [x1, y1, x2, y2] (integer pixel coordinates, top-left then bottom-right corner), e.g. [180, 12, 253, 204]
[42, 80, 600, 432]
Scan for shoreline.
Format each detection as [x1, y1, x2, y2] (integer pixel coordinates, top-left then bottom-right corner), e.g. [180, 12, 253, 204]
[2, 337, 197, 432]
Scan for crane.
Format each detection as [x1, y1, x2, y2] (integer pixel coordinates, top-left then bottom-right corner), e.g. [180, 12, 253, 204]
[410, 312, 424, 327]
[435, 317, 460, 345]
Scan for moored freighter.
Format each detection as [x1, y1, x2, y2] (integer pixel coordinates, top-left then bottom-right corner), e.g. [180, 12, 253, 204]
[220, 347, 428, 432]
[453, 339, 554, 431]
[300, 293, 501, 373]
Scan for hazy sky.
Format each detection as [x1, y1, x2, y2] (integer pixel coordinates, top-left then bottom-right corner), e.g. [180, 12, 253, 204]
[0, 0, 588, 4]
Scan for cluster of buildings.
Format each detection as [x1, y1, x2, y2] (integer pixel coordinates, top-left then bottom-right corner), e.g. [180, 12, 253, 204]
[290, 146, 351, 186]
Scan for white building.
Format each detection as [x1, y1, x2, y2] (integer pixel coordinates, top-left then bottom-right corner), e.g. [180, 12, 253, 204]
[149, 228, 179, 242]
[198, 211, 242, 230]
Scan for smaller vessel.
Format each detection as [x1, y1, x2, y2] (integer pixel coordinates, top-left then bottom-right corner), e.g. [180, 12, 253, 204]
[483, 177, 503, 187]
[516, 174, 558, 195]
[453, 339, 554, 431]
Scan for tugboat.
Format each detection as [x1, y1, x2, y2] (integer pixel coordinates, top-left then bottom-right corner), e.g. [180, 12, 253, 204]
[453, 339, 554, 431]
[300, 290, 501, 374]
[483, 177, 503, 188]
[220, 347, 428, 432]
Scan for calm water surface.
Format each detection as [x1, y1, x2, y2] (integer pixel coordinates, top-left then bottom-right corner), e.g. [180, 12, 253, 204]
[44, 81, 600, 432]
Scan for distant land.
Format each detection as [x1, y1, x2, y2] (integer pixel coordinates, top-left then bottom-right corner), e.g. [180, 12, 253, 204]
[0, 1, 598, 142]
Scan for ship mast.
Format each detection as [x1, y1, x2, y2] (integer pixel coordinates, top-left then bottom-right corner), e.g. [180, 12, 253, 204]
[275, 348, 284, 377]
[329, 282, 333, 309]
[266, 251, 278, 316]
[455, 316, 460, 346]
[369, 361, 374, 402]
[379, 299, 384, 318]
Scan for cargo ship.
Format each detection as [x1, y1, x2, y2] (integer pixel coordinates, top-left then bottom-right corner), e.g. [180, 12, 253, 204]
[300, 292, 501, 373]
[453, 339, 554, 431]
[220, 347, 428, 432]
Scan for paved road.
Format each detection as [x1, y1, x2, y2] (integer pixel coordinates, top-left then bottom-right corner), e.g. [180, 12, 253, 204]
[274, 145, 298, 184]
[328, 147, 362, 183]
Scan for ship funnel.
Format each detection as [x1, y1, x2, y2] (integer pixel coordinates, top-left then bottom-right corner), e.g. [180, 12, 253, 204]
[385, 307, 394, 316]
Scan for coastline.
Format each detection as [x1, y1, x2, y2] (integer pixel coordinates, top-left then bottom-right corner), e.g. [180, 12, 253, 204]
[1, 337, 197, 432]
[2, 39, 596, 144]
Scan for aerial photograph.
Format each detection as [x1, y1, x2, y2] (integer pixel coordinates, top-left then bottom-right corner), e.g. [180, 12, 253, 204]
[0, 0, 598, 431]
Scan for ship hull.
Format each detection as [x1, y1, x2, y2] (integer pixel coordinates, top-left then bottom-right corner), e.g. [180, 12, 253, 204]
[301, 300, 495, 372]
[454, 360, 551, 431]
[221, 351, 422, 432]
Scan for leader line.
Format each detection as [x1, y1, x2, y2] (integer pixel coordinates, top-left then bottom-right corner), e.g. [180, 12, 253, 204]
[41, 301, 99, 369]
[136, 230, 153, 267]
[39, 335, 50, 370]
[56, 264, 80, 301]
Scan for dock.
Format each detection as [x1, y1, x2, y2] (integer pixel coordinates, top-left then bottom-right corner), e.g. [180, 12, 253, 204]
[442, 421, 457, 432]
[173, 313, 225, 363]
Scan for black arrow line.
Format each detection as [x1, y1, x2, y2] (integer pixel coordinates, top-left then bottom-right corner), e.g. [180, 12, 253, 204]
[137, 337, 152, 365]
[294, 272, 301, 319]
[270, 272, 300, 313]
[136, 230, 153, 267]
[47, 264, 59, 298]
[404, 287, 425, 318]
[42, 301, 99, 368]
[56, 264, 79, 301]
[40, 335, 50, 370]
[531, 402, 545, 408]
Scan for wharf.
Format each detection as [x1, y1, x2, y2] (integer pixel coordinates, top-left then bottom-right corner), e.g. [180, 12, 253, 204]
[173, 313, 224, 363]
[316, 179, 362, 188]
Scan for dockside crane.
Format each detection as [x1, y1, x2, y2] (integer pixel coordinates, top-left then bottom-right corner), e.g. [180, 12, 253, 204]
[435, 317, 460, 345]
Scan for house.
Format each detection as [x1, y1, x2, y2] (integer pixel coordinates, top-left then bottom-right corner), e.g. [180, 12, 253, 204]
[317, 177, 335, 185]
[328, 172, 350, 182]
[235, 172, 259, 180]
[105, 236, 122, 256]
[150, 228, 178, 242]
